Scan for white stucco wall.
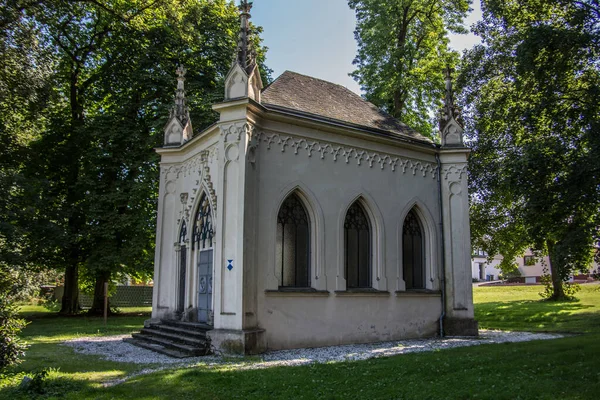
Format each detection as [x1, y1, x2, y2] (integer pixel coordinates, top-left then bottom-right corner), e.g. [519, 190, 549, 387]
[151, 101, 477, 352]
[152, 127, 220, 321]
[249, 118, 446, 349]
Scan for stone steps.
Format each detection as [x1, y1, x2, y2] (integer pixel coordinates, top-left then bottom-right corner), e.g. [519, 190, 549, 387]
[125, 319, 213, 358]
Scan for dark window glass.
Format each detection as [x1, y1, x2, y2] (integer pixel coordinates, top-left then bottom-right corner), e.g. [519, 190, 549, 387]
[344, 201, 371, 288]
[193, 194, 213, 250]
[277, 193, 310, 287]
[403, 210, 424, 289]
[179, 220, 187, 244]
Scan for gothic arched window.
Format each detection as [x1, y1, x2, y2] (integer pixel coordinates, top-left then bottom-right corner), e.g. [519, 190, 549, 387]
[345, 201, 371, 288]
[193, 193, 213, 250]
[403, 209, 425, 289]
[179, 220, 187, 244]
[276, 193, 310, 287]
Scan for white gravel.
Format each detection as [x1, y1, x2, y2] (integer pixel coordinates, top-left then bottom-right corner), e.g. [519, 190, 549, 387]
[62, 330, 563, 369]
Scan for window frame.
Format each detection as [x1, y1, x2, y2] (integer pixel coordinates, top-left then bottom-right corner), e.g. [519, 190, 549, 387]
[276, 193, 311, 288]
[402, 209, 425, 290]
[344, 201, 372, 289]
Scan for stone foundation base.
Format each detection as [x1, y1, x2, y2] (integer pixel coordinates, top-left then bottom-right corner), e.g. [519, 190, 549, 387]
[443, 317, 479, 336]
[207, 328, 266, 355]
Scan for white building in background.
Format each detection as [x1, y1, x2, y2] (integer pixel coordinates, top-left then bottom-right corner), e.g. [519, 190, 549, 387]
[149, 1, 478, 354]
[471, 251, 503, 282]
[472, 250, 599, 283]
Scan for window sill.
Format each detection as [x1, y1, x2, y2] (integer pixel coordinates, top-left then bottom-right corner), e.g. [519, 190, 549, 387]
[265, 288, 330, 297]
[335, 289, 390, 297]
[395, 290, 441, 298]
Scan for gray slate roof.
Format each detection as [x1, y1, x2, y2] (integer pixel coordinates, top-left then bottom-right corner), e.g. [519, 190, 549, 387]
[261, 71, 431, 143]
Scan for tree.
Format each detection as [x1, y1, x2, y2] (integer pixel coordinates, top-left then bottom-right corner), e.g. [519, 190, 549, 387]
[0, 264, 28, 372]
[1, 0, 270, 314]
[348, 0, 470, 136]
[460, 0, 600, 299]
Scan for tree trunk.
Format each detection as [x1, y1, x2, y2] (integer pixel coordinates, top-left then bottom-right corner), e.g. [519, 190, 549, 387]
[60, 261, 80, 314]
[547, 240, 565, 300]
[88, 271, 112, 316]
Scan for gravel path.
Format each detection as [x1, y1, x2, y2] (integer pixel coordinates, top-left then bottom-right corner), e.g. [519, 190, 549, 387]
[63, 330, 563, 368]
[61, 331, 564, 387]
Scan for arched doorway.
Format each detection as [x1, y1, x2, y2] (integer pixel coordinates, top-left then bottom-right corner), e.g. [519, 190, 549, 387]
[193, 193, 214, 324]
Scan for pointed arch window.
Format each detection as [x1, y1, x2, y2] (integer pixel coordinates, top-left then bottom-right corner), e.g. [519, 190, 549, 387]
[193, 193, 213, 250]
[403, 209, 425, 289]
[179, 220, 187, 244]
[345, 201, 371, 288]
[276, 193, 310, 287]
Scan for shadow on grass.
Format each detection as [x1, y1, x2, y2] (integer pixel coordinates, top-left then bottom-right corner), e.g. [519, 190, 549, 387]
[67, 334, 600, 400]
[475, 299, 600, 333]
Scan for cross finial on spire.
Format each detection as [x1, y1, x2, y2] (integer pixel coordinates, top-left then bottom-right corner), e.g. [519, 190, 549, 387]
[236, 0, 256, 74]
[176, 64, 186, 80]
[171, 64, 189, 126]
[444, 65, 454, 108]
[438, 65, 464, 146]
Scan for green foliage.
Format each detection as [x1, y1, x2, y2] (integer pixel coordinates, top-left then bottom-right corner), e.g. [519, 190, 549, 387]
[0, 1, 270, 313]
[0, 266, 28, 372]
[348, 0, 470, 137]
[539, 272, 581, 301]
[460, 0, 600, 299]
[19, 368, 49, 395]
[500, 262, 521, 281]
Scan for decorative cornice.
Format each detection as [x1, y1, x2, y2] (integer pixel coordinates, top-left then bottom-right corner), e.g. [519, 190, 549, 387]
[220, 122, 254, 143]
[161, 146, 218, 218]
[256, 131, 437, 178]
[199, 150, 218, 215]
[442, 164, 468, 180]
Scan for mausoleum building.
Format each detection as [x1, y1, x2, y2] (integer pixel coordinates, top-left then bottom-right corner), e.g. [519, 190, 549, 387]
[148, 1, 477, 354]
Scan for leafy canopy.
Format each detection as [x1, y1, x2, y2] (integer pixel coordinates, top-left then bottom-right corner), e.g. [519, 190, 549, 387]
[460, 0, 600, 298]
[349, 0, 470, 137]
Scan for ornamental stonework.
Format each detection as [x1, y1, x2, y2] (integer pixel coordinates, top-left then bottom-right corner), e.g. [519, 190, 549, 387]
[256, 131, 438, 179]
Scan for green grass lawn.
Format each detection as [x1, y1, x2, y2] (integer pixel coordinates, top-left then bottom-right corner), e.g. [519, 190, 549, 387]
[1, 286, 599, 399]
[474, 284, 600, 333]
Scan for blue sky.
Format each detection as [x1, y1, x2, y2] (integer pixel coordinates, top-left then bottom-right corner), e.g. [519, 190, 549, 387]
[251, 0, 482, 94]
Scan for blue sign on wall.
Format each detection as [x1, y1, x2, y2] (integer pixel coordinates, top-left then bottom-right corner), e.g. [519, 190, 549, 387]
[227, 259, 233, 271]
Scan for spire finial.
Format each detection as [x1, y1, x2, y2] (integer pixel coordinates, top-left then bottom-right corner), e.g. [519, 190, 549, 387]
[438, 65, 464, 146]
[444, 65, 454, 106]
[171, 64, 189, 126]
[236, 0, 256, 74]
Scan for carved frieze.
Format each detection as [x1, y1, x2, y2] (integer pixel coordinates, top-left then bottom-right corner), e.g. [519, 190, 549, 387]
[256, 131, 438, 179]
[161, 145, 218, 221]
[220, 122, 254, 143]
[442, 164, 468, 181]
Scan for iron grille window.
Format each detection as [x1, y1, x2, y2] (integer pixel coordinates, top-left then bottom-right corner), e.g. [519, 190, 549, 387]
[193, 194, 213, 250]
[276, 193, 310, 287]
[403, 209, 425, 289]
[344, 201, 371, 288]
[179, 220, 187, 244]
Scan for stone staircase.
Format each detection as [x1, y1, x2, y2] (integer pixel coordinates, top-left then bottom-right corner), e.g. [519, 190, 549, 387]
[125, 320, 213, 358]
